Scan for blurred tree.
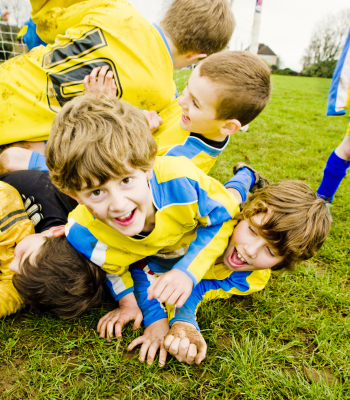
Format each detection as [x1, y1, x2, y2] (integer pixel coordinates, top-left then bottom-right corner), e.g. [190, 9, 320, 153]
[302, 9, 350, 69]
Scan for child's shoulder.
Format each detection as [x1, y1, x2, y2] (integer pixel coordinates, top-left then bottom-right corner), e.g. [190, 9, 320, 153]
[154, 155, 205, 181]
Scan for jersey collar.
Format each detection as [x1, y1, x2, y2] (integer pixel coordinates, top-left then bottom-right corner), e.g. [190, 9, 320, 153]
[153, 24, 173, 65]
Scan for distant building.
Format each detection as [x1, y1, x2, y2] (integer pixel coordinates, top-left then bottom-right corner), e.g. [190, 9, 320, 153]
[257, 44, 278, 66]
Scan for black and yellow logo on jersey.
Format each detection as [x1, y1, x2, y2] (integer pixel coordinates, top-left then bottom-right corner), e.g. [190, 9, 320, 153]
[42, 28, 122, 113]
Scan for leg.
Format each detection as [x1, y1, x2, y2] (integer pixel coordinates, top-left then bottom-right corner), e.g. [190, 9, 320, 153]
[317, 123, 350, 202]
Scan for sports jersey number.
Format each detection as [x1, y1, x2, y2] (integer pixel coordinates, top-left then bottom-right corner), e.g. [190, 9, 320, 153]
[43, 28, 122, 113]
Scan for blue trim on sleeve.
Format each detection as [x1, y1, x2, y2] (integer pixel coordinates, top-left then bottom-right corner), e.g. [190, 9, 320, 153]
[165, 136, 224, 159]
[66, 222, 99, 261]
[327, 28, 350, 116]
[28, 151, 48, 172]
[153, 24, 173, 65]
[106, 279, 134, 301]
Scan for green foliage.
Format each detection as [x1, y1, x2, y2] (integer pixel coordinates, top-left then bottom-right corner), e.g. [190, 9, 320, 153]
[301, 60, 337, 79]
[271, 68, 299, 76]
[1, 76, 350, 399]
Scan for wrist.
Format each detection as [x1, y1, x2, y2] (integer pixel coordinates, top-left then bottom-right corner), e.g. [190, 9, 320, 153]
[119, 292, 138, 307]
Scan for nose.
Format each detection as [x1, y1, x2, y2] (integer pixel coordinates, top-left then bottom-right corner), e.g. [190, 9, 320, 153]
[243, 241, 260, 259]
[109, 189, 128, 212]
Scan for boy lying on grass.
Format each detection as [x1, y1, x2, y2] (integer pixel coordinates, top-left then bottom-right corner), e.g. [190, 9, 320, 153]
[12, 94, 246, 338]
[1, 51, 271, 176]
[127, 180, 331, 366]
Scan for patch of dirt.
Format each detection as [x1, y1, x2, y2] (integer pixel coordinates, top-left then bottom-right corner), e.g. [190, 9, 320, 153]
[303, 367, 339, 386]
[121, 348, 138, 361]
[217, 336, 232, 349]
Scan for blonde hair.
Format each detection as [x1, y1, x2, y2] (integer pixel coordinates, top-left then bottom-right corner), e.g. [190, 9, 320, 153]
[239, 181, 332, 270]
[46, 95, 157, 193]
[160, 0, 235, 56]
[199, 51, 271, 126]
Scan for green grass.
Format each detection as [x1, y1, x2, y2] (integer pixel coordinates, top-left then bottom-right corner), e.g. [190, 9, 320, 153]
[1, 75, 350, 399]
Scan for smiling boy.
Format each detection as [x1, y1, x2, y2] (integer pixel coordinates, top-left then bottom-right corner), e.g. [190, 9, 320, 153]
[43, 94, 239, 338]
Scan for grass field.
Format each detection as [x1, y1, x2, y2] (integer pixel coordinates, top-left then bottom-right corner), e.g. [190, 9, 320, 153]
[1, 75, 350, 399]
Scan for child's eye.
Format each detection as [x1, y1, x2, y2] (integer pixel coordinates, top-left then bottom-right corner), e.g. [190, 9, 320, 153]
[266, 246, 275, 257]
[121, 177, 132, 185]
[90, 189, 103, 198]
[249, 226, 256, 235]
[192, 100, 199, 108]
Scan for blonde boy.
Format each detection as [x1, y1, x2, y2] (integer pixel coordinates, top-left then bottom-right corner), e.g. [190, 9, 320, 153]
[0, 0, 234, 146]
[45, 94, 239, 338]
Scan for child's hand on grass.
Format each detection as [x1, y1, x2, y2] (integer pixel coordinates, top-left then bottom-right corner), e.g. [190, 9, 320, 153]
[127, 318, 169, 367]
[97, 292, 143, 340]
[164, 321, 207, 365]
[142, 110, 163, 133]
[147, 269, 193, 308]
[83, 65, 117, 98]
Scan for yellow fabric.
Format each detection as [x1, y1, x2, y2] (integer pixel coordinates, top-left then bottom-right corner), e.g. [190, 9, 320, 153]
[154, 99, 221, 174]
[31, 0, 83, 24]
[347, 120, 350, 137]
[17, 25, 28, 38]
[0, 182, 35, 318]
[0, 0, 175, 145]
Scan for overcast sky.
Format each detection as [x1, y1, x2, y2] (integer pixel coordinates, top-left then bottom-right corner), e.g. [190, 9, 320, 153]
[258, 0, 350, 71]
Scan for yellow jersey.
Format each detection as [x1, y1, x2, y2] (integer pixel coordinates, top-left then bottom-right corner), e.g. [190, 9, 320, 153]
[0, 0, 176, 145]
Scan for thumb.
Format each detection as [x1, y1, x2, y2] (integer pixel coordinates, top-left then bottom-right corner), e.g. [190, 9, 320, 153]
[195, 340, 207, 365]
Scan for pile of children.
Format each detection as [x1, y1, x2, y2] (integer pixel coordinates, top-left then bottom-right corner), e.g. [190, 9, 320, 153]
[0, 0, 333, 367]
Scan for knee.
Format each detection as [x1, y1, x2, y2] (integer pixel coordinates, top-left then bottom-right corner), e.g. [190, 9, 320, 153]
[336, 135, 350, 161]
[0, 147, 31, 173]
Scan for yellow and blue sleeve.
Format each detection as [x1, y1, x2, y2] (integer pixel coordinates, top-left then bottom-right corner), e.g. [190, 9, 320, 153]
[169, 266, 271, 330]
[65, 216, 133, 300]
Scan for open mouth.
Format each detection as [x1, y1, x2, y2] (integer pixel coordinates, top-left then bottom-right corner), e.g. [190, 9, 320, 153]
[228, 248, 248, 268]
[113, 209, 136, 226]
[182, 113, 190, 123]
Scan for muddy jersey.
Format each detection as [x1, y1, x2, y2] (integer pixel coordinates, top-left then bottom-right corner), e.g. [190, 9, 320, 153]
[0, 0, 175, 145]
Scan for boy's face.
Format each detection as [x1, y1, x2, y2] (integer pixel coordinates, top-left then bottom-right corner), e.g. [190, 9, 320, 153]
[72, 167, 155, 237]
[178, 66, 223, 137]
[223, 213, 284, 272]
[9, 226, 65, 273]
[178, 65, 240, 139]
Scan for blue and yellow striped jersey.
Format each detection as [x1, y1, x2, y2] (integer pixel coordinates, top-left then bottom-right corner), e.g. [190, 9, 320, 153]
[65, 156, 239, 300]
[0, 0, 176, 145]
[154, 99, 230, 174]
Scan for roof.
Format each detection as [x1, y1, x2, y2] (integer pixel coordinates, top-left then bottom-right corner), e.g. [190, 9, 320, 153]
[258, 44, 276, 56]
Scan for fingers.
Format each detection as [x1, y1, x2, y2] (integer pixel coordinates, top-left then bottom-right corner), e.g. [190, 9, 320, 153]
[174, 289, 191, 308]
[87, 66, 101, 91]
[163, 334, 174, 351]
[133, 311, 143, 330]
[97, 65, 110, 90]
[83, 74, 91, 91]
[113, 318, 126, 338]
[195, 340, 207, 365]
[146, 339, 162, 365]
[127, 335, 145, 351]
[158, 347, 167, 367]
[168, 336, 181, 356]
[97, 309, 117, 336]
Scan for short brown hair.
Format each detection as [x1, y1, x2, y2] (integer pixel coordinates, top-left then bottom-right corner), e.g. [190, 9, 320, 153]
[199, 51, 271, 126]
[160, 0, 235, 56]
[239, 181, 332, 271]
[13, 236, 106, 319]
[46, 95, 157, 193]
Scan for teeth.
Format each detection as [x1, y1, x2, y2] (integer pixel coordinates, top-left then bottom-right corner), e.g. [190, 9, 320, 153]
[117, 211, 132, 220]
[237, 250, 246, 263]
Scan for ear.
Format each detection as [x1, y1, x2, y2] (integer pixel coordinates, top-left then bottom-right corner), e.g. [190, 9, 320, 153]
[64, 191, 82, 204]
[220, 119, 241, 137]
[47, 225, 66, 237]
[145, 158, 156, 180]
[186, 53, 207, 62]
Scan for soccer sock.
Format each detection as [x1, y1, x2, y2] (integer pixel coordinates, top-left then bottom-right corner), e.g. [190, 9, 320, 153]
[317, 150, 350, 202]
[224, 167, 255, 203]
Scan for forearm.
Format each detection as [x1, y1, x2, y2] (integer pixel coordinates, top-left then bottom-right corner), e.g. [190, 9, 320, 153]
[130, 265, 168, 327]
